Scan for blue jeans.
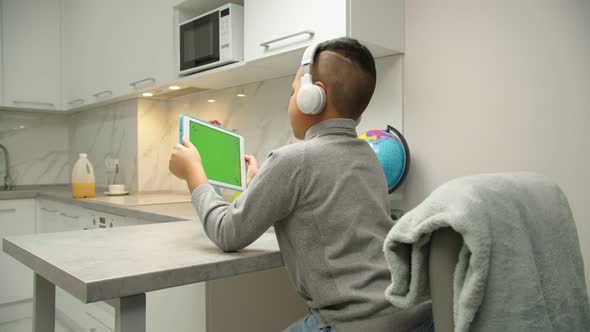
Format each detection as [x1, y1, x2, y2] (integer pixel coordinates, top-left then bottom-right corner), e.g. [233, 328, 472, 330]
[284, 313, 434, 332]
[283, 314, 331, 332]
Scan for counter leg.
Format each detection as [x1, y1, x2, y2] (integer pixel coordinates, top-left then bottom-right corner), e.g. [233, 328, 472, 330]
[33, 273, 55, 332]
[114, 293, 146, 332]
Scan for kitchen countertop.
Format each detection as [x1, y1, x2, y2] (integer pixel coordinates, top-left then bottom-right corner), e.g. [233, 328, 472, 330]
[0, 185, 195, 222]
[3, 222, 282, 303]
[1, 185, 283, 304]
[88, 192, 191, 206]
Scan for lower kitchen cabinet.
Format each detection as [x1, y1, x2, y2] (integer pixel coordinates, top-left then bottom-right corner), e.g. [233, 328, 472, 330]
[37, 199, 60, 233]
[37, 199, 89, 233]
[147, 283, 206, 332]
[0, 199, 36, 330]
[0, 199, 35, 306]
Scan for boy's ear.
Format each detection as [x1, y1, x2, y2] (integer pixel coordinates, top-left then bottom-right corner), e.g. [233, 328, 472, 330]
[314, 81, 327, 94]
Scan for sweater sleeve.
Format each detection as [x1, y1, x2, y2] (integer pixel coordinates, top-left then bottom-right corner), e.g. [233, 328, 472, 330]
[191, 150, 302, 251]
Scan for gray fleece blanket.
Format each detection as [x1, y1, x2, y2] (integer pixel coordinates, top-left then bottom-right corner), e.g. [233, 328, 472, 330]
[383, 173, 590, 332]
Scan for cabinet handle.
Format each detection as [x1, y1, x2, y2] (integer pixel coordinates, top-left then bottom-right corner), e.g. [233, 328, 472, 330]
[259, 30, 315, 48]
[60, 212, 80, 219]
[13, 100, 55, 107]
[41, 207, 58, 213]
[93, 90, 113, 99]
[67, 99, 85, 106]
[0, 208, 16, 213]
[129, 77, 156, 89]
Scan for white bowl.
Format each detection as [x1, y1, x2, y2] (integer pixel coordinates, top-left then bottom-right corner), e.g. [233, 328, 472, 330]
[108, 184, 126, 193]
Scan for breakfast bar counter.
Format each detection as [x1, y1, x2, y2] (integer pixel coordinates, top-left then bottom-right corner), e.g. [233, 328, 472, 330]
[2, 221, 283, 332]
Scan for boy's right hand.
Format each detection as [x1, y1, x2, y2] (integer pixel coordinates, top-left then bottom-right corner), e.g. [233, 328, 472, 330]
[244, 155, 260, 186]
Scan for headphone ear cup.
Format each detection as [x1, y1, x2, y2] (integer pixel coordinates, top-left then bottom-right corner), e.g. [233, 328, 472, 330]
[297, 84, 326, 115]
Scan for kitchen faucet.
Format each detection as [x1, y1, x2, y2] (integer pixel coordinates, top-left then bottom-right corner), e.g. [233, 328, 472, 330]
[0, 144, 13, 191]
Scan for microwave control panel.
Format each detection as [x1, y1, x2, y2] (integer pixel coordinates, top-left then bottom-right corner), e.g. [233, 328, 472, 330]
[220, 7, 230, 50]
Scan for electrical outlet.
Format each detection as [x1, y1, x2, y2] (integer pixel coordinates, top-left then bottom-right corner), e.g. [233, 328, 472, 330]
[104, 157, 119, 170]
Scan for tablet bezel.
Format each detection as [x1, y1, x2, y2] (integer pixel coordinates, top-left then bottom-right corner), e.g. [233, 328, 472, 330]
[179, 115, 247, 192]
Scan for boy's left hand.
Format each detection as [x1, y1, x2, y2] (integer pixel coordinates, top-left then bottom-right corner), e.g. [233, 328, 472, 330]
[169, 138, 203, 180]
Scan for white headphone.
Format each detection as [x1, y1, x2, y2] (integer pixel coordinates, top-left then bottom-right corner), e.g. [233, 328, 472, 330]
[297, 44, 326, 115]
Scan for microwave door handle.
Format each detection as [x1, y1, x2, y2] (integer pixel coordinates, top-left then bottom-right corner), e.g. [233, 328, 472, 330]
[260, 30, 315, 48]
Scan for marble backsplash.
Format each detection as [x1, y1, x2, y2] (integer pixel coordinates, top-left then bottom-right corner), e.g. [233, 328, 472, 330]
[0, 111, 70, 186]
[69, 99, 139, 192]
[137, 75, 299, 192]
[0, 99, 138, 191]
[137, 54, 403, 193]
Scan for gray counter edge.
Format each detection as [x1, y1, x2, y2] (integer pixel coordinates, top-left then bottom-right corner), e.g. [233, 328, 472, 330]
[2, 237, 88, 302]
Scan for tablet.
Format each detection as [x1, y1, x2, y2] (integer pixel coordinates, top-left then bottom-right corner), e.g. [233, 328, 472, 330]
[179, 115, 247, 192]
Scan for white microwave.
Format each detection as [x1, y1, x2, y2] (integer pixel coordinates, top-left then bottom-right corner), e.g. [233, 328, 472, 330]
[178, 3, 243, 76]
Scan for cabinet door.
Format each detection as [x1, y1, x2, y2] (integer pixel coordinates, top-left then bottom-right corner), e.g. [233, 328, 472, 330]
[1, 0, 61, 110]
[61, 0, 90, 109]
[62, 0, 177, 109]
[62, 0, 115, 109]
[85, 301, 115, 332]
[57, 204, 88, 231]
[115, 0, 177, 93]
[55, 286, 91, 331]
[110, 214, 139, 228]
[37, 200, 87, 233]
[0, 199, 36, 305]
[0, 2, 3, 106]
[37, 200, 60, 233]
[244, 0, 346, 62]
[146, 283, 206, 332]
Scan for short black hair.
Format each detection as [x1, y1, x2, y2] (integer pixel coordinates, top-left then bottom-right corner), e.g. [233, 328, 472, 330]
[312, 37, 377, 118]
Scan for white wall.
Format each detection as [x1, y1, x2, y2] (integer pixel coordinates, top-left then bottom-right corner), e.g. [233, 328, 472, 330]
[403, 0, 590, 289]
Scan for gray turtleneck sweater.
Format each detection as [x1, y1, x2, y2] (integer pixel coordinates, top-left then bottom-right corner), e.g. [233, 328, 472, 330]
[191, 118, 431, 331]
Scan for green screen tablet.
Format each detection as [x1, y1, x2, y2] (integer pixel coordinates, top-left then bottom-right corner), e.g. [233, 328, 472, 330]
[179, 115, 246, 191]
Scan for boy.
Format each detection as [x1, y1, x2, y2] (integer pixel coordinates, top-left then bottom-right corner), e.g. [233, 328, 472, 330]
[169, 38, 432, 332]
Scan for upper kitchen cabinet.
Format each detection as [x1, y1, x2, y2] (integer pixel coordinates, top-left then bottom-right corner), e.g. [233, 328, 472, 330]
[120, 0, 177, 91]
[1, 0, 62, 111]
[244, 0, 405, 62]
[0, 3, 3, 106]
[62, 0, 99, 109]
[62, 0, 176, 110]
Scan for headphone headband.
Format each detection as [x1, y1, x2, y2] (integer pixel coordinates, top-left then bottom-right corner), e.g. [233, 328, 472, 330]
[297, 43, 326, 115]
[300, 43, 319, 77]
[301, 43, 319, 67]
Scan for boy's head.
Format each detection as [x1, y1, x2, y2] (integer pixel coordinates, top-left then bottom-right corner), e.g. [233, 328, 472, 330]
[288, 37, 376, 139]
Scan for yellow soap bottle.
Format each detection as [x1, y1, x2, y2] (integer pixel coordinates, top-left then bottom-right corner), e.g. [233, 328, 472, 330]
[72, 153, 96, 198]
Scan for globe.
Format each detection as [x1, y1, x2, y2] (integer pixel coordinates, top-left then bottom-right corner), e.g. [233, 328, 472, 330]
[358, 125, 410, 193]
